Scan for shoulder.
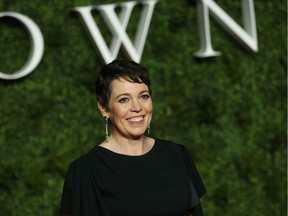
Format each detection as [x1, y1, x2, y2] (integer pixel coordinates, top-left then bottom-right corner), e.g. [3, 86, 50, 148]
[154, 138, 194, 162]
[155, 138, 187, 153]
[155, 138, 199, 167]
[66, 146, 102, 173]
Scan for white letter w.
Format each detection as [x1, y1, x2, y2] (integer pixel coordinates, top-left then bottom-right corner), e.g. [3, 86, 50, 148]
[74, 0, 158, 63]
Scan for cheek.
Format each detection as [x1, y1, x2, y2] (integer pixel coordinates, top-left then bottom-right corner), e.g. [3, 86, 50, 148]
[110, 106, 129, 118]
[146, 101, 153, 113]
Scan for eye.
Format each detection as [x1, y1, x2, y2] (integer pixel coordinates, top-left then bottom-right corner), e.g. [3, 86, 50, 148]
[118, 97, 129, 103]
[140, 94, 150, 100]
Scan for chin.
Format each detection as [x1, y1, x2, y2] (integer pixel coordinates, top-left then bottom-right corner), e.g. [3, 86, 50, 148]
[129, 131, 146, 138]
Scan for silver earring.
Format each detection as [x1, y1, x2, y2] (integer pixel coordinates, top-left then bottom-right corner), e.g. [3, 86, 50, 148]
[105, 117, 109, 140]
[147, 125, 150, 135]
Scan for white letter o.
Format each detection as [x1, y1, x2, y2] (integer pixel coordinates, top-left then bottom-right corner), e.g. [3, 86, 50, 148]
[0, 12, 44, 80]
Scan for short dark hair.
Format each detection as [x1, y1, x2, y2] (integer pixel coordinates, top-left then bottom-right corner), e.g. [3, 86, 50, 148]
[95, 59, 152, 110]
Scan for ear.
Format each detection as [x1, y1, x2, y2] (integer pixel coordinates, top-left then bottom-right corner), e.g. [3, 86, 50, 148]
[98, 101, 108, 118]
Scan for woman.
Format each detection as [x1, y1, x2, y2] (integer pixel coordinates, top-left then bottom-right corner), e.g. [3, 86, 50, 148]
[60, 59, 206, 216]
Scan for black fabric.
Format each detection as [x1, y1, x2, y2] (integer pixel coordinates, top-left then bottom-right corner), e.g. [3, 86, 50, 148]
[60, 138, 206, 216]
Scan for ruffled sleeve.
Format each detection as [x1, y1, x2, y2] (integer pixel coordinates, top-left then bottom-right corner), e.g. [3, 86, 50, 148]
[60, 158, 111, 216]
[180, 145, 206, 216]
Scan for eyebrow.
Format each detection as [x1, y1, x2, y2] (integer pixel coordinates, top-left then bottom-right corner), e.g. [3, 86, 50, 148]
[115, 90, 150, 99]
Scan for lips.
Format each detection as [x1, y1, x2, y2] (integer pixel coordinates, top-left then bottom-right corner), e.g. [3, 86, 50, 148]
[128, 116, 144, 122]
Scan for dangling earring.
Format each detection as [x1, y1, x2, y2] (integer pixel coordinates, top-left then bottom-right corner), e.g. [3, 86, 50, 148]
[147, 125, 150, 135]
[105, 117, 109, 140]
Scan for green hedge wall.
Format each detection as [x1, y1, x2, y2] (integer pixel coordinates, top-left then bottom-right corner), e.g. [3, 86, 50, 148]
[0, 0, 286, 215]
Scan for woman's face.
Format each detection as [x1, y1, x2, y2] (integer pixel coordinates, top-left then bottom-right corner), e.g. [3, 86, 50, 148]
[104, 78, 153, 139]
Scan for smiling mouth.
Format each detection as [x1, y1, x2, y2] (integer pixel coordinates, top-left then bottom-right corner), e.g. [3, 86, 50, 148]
[128, 116, 144, 122]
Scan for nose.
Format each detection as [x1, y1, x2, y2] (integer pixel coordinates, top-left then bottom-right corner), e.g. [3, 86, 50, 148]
[130, 99, 142, 112]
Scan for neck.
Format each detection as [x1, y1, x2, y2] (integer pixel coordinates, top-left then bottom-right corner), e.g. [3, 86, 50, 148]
[104, 134, 152, 156]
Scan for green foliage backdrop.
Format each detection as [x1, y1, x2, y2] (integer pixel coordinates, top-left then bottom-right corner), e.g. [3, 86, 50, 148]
[0, 0, 286, 215]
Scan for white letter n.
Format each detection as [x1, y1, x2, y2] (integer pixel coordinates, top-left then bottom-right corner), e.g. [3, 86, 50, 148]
[195, 0, 258, 58]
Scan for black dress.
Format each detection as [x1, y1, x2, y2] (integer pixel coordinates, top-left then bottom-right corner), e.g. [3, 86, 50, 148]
[60, 138, 206, 216]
